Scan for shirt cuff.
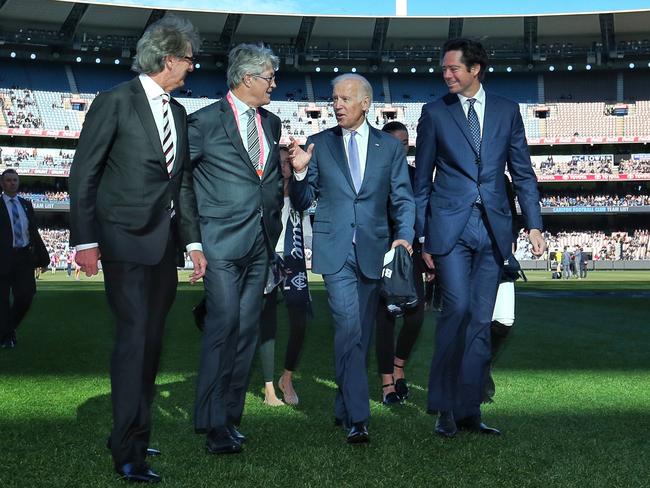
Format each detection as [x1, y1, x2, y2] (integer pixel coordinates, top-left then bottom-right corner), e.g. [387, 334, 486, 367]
[293, 169, 308, 181]
[186, 243, 203, 253]
[76, 243, 98, 251]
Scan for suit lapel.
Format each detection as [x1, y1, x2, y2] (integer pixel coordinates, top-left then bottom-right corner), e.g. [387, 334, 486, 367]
[480, 93, 498, 162]
[361, 127, 382, 193]
[130, 80, 167, 173]
[444, 94, 479, 156]
[259, 108, 278, 180]
[169, 100, 185, 178]
[328, 126, 356, 193]
[218, 99, 259, 179]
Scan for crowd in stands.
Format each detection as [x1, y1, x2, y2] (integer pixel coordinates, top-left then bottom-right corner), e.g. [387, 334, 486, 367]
[39, 227, 71, 261]
[533, 155, 614, 175]
[539, 192, 650, 207]
[619, 157, 650, 174]
[20, 191, 69, 203]
[0, 147, 74, 171]
[0, 88, 43, 128]
[516, 229, 650, 261]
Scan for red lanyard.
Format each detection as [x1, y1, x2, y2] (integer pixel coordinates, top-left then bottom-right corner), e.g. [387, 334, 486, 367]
[226, 92, 265, 177]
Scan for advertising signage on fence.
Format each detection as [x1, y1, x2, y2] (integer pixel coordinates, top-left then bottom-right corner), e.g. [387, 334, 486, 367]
[536, 173, 650, 181]
[542, 206, 650, 214]
[32, 202, 69, 211]
[10, 167, 71, 177]
[0, 127, 80, 139]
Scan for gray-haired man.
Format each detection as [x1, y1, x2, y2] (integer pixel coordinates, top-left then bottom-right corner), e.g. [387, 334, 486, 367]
[69, 15, 205, 483]
[187, 43, 283, 454]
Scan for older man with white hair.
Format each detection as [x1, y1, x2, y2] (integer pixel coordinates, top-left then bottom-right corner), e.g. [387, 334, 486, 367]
[289, 74, 415, 443]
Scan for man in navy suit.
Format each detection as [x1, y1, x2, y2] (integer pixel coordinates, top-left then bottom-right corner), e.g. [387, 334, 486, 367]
[414, 39, 545, 438]
[289, 74, 415, 443]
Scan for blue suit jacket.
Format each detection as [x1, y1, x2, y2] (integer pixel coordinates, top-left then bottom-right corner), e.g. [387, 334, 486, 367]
[413, 91, 542, 260]
[290, 124, 415, 279]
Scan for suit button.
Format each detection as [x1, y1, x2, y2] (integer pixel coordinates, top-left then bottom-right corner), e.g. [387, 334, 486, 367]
[260, 183, 264, 188]
[475, 157, 481, 164]
[351, 223, 355, 228]
[354, 198, 358, 203]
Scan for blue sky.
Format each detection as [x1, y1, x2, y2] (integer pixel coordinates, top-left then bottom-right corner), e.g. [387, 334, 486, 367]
[86, 0, 650, 16]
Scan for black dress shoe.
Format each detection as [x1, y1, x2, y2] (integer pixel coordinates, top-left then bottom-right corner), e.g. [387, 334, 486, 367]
[116, 462, 161, 483]
[394, 378, 409, 400]
[456, 416, 501, 435]
[106, 438, 161, 457]
[0, 331, 16, 349]
[227, 425, 246, 443]
[435, 411, 457, 438]
[346, 423, 369, 444]
[192, 298, 207, 332]
[206, 428, 242, 455]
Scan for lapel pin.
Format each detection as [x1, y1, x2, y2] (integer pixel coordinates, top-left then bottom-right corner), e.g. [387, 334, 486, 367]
[374, 143, 380, 147]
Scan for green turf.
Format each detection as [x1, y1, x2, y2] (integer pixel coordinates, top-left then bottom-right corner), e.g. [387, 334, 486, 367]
[1, 272, 650, 487]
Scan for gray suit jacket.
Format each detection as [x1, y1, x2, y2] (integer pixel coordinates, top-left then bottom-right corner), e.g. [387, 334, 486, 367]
[186, 98, 283, 260]
[290, 124, 415, 279]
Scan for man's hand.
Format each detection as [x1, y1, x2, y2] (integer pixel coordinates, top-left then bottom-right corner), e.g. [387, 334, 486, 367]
[421, 251, 435, 271]
[76, 247, 100, 277]
[528, 229, 547, 257]
[391, 239, 413, 256]
[188, 250, 207, 283]
[288, 136, 314, 174]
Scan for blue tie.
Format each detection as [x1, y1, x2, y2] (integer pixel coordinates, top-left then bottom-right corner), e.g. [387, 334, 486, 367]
[348, 130, 362, 193]
[467, 98, 481, 155]
[9, 197, 25, 248]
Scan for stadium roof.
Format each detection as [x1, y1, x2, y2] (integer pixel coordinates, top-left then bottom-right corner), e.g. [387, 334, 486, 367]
[2, 0, 650, 72]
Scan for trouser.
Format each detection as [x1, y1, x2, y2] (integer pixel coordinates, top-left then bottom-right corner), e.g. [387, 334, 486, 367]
[194, 230, 268, 431]
[323, 245, 380, 425]
[427, 205, 501, 420]
[0, 248, 36, 341]
[102, 236, 177, 468]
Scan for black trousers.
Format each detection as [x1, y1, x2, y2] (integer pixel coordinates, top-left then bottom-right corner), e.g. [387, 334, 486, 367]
[375, 250, 425, 376]
[0, 248, 36, 341]
[195, 230, 269, 432]
[259, 286, 308, 382]
[102, 237, 178, 468]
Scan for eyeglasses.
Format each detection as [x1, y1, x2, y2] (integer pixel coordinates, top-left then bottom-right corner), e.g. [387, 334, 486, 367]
[251, 74, 276, 84]
[181, 55, 196, 64]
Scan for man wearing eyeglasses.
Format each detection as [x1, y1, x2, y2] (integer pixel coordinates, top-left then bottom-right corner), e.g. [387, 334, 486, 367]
[69, 15, 205, 483]
[186, 43, 283, 455]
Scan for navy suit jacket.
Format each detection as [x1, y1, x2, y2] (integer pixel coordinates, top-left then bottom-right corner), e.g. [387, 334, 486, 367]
[290, 124, 415, 279]
[413, 91, 542, 260]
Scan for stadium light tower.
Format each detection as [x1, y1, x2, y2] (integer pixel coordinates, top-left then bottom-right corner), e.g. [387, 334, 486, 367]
[396, 0, 407, 16]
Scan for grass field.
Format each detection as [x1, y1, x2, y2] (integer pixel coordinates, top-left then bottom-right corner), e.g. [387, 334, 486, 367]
[1, 271, 650, 487]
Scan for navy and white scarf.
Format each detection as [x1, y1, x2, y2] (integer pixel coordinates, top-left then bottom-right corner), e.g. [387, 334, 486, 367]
[283, 207, 312, 313]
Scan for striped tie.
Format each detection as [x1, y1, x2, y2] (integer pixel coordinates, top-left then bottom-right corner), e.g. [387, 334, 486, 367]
[246, 108, 262, 176]
[162, 94, 174, 177]
[9, 197, 25, 247]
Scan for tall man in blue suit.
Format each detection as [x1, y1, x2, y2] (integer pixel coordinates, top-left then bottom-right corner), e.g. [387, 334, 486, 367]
[289, 74, 415, 444]
[414, 39, 546, 438]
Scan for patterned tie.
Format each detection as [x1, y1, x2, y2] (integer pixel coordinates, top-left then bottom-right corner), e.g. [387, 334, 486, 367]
[348, 130, 362, 192]
[467, 98, 481, 155]
[161, 93, 174, 177]
[246, 108, 262, 176]
[9, 197, 25, 247]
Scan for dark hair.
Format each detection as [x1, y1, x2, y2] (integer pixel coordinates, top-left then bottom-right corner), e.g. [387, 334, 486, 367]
[1, 168, 18, 178]
[382, 121, 408, 134]
[442, 38, 488, 80]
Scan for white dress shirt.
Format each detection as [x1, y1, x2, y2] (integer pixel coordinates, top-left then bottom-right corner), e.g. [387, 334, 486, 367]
[77, 75, 182, 253]
[294, 120, 370, 182]
[457, 83, 486, 137]
[3, 193, 30, 247]
[228, 91, 271, 166]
